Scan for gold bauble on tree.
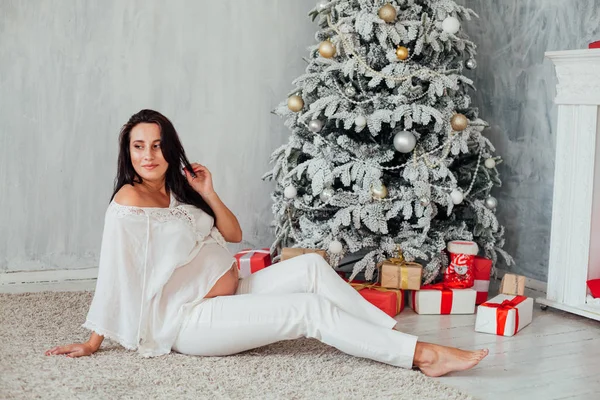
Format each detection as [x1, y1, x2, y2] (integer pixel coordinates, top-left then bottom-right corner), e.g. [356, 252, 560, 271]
[450, 113, 468, 131]
[318, 40, 336, 58]
[287, 95, 304, 112]
[371, 183, 388, 199]
[396, 46, 409, 60]
[378, 3, 397, 23]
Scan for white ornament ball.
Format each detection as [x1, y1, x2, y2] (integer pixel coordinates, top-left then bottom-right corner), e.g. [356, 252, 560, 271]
[484, 158, 496, 169]
[319, 187, 335, 202]
[284, 185, 297, 199]
[355, 115, 367, 128]
[344, 85, 357, 97]
[420, 197, 430, 207]
[465, 58, 477, 70]
[316, 0, 328, 12]
[485, 196, 498, 210]
[450, 189, 464, 205]
[328, 240, 343, 254]
[308, 119, 324, 132]
[442, 16, 460, 34]
[393, 131, 417, 153]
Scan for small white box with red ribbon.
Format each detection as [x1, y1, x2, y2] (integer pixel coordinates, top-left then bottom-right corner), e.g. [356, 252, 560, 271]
[475, 294, 533, 337]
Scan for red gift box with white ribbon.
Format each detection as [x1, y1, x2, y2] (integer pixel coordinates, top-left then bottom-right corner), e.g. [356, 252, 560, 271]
[234, 248, 272, 278]
[473, 256, 492, 305]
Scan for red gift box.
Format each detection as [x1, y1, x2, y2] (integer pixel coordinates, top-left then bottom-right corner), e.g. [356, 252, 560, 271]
[234, 248, 272, 278]
[473, 256, 492, 305]
[587, 279, 600, 298]
[349, 283, 404, 317]
[589, 40, 600, 49]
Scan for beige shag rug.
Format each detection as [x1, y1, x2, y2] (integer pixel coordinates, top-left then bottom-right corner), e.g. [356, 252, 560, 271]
[0, 291, 471, 400]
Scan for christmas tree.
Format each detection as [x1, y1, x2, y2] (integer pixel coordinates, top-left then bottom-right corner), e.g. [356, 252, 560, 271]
[262, 0, 513, 283]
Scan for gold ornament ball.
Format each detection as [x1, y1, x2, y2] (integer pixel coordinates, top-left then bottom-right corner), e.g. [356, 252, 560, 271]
[287, 95, 304, 112]
[318, 40, 336, 58]
[450, 113, 468, 131]
[396, 46, 409, 60]
[378, 3, 397, 23]
[371, 183, 388, 199]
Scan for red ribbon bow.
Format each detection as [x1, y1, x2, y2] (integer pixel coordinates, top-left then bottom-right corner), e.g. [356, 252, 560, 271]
[413, 283, 454, 314]
[481, 296, 527, 335]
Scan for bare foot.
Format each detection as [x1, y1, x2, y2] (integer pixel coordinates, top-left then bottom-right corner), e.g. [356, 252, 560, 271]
[413, 342, 488, 377]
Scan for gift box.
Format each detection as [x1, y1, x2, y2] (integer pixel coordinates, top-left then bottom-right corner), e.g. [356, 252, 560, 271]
[473, 256, 492, 305]
[499, 273, 526, 296]
[234, 248, 272, 278]
[475, 294, 533, 337]
[350, 283, 404, 317]
[380, 259, 422, 290]
[587, 279, 600, 298]
[280, 247, 327, 261]
[409, 284, 476, 315]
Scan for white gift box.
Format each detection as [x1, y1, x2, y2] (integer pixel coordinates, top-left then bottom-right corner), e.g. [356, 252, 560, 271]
[475, 294, 533, 337]
[409, 287, 476, 315]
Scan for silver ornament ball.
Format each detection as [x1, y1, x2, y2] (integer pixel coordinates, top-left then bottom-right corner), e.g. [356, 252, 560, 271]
[465, 58, 477, 70]
[329, 240, 343, 254]
[393, 130, 417, 153]
[284, 185, 297, 199]
[485, 196, 498, 209]
[308, 119, 324, 132]
[484, 158, 496, 169]
[316, 0, 328, 12]
[450, 189, 464, 205]
[319, 187, 335, 202]
[420, 197, 430, 206]
[344, 85, 357, 97]
[355, 115, 367, 128]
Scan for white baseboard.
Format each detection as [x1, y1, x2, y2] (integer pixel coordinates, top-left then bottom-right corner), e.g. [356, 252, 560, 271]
[0, 266, 548, 295]
[495, 268, 547, 294]
[0, 268, 98, 294]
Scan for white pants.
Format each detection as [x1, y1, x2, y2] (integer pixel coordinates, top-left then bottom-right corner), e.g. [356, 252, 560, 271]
[172, 253, 418, 369]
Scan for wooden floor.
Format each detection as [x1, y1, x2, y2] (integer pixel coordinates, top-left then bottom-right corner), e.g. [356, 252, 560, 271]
[2, 281, 599, 399]
[396, 286, 600, 400]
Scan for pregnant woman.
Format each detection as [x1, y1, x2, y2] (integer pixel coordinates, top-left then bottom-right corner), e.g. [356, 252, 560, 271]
[46, 109, 488, 377]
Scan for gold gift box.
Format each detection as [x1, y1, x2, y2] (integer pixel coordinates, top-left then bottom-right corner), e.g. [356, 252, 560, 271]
[379, 259, 422, 290]
[280, 247, 327, 261]
[499, 273, 526, 296]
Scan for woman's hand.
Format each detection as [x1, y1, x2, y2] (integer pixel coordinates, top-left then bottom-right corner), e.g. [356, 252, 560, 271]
[184, 163, 215, 197]
[45, 342, 96, 358]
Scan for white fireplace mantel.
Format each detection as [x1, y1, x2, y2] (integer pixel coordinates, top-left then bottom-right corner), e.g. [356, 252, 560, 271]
[537, 48, 600, 320]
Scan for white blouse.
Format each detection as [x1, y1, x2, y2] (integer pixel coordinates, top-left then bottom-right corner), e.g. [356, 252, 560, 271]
[82, 191, 235, 357]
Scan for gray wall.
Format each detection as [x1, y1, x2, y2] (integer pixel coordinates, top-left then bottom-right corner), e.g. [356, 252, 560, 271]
[457, 0, 600, 281]
[0, 0, 315, 272]
[3, 1, 600, 282]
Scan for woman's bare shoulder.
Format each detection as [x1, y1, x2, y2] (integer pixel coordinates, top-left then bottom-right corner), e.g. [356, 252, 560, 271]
[113, 185, 144, 207]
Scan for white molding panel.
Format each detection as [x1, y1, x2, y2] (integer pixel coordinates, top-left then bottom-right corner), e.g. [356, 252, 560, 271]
[541, 49, 600, 321]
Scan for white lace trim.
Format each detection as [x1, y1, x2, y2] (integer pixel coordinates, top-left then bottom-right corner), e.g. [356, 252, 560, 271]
[110, 202, 200, 235]
[82, 320, 138, 351]
[209, 226, 227, 247]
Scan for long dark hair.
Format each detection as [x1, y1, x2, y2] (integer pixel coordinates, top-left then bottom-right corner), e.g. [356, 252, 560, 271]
[110, 109, 216, 220]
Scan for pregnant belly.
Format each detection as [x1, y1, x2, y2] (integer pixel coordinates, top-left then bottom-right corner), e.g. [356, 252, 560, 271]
[204, 261, 239, 298]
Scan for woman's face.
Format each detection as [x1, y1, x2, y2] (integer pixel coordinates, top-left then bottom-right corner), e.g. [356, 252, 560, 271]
[129, 122, 168, 182]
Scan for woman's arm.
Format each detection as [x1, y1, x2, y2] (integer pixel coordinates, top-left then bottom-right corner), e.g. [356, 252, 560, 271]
[45, 332, 104, 358]
[183, 163, 242, 243]
[202, 191, 242, 243]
